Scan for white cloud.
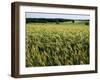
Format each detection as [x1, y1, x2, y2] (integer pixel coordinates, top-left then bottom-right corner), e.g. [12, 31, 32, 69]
[26, 12, 90, 20]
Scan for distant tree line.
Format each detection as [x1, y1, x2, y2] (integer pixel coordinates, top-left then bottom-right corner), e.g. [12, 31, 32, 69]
[26, 18, 74, 23]
[26, 18, 89, 25]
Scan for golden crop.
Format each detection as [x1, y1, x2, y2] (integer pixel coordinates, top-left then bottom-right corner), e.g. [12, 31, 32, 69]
[26, 22, 89, 67]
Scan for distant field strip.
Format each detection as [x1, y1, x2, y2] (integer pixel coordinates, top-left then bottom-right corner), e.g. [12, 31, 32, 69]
[26, 22, 89, 67]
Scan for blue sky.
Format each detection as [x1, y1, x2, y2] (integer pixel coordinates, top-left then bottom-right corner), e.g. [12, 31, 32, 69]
[26, 12, 90, 20]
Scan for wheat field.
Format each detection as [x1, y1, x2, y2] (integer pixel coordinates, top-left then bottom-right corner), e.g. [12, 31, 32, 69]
[26, 22, 89, 67]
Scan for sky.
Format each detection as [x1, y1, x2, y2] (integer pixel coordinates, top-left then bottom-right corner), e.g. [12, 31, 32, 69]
[26, 12, 90, 20]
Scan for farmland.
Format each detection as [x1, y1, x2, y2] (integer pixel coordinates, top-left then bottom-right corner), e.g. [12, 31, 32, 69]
[26, 22, 89, 67]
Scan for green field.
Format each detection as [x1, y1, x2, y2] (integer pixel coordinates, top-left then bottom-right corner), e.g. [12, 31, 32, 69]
[26, 22, 89, 67]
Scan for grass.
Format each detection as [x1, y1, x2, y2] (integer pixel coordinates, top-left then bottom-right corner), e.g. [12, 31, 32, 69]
[25, 22, 89, 67]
